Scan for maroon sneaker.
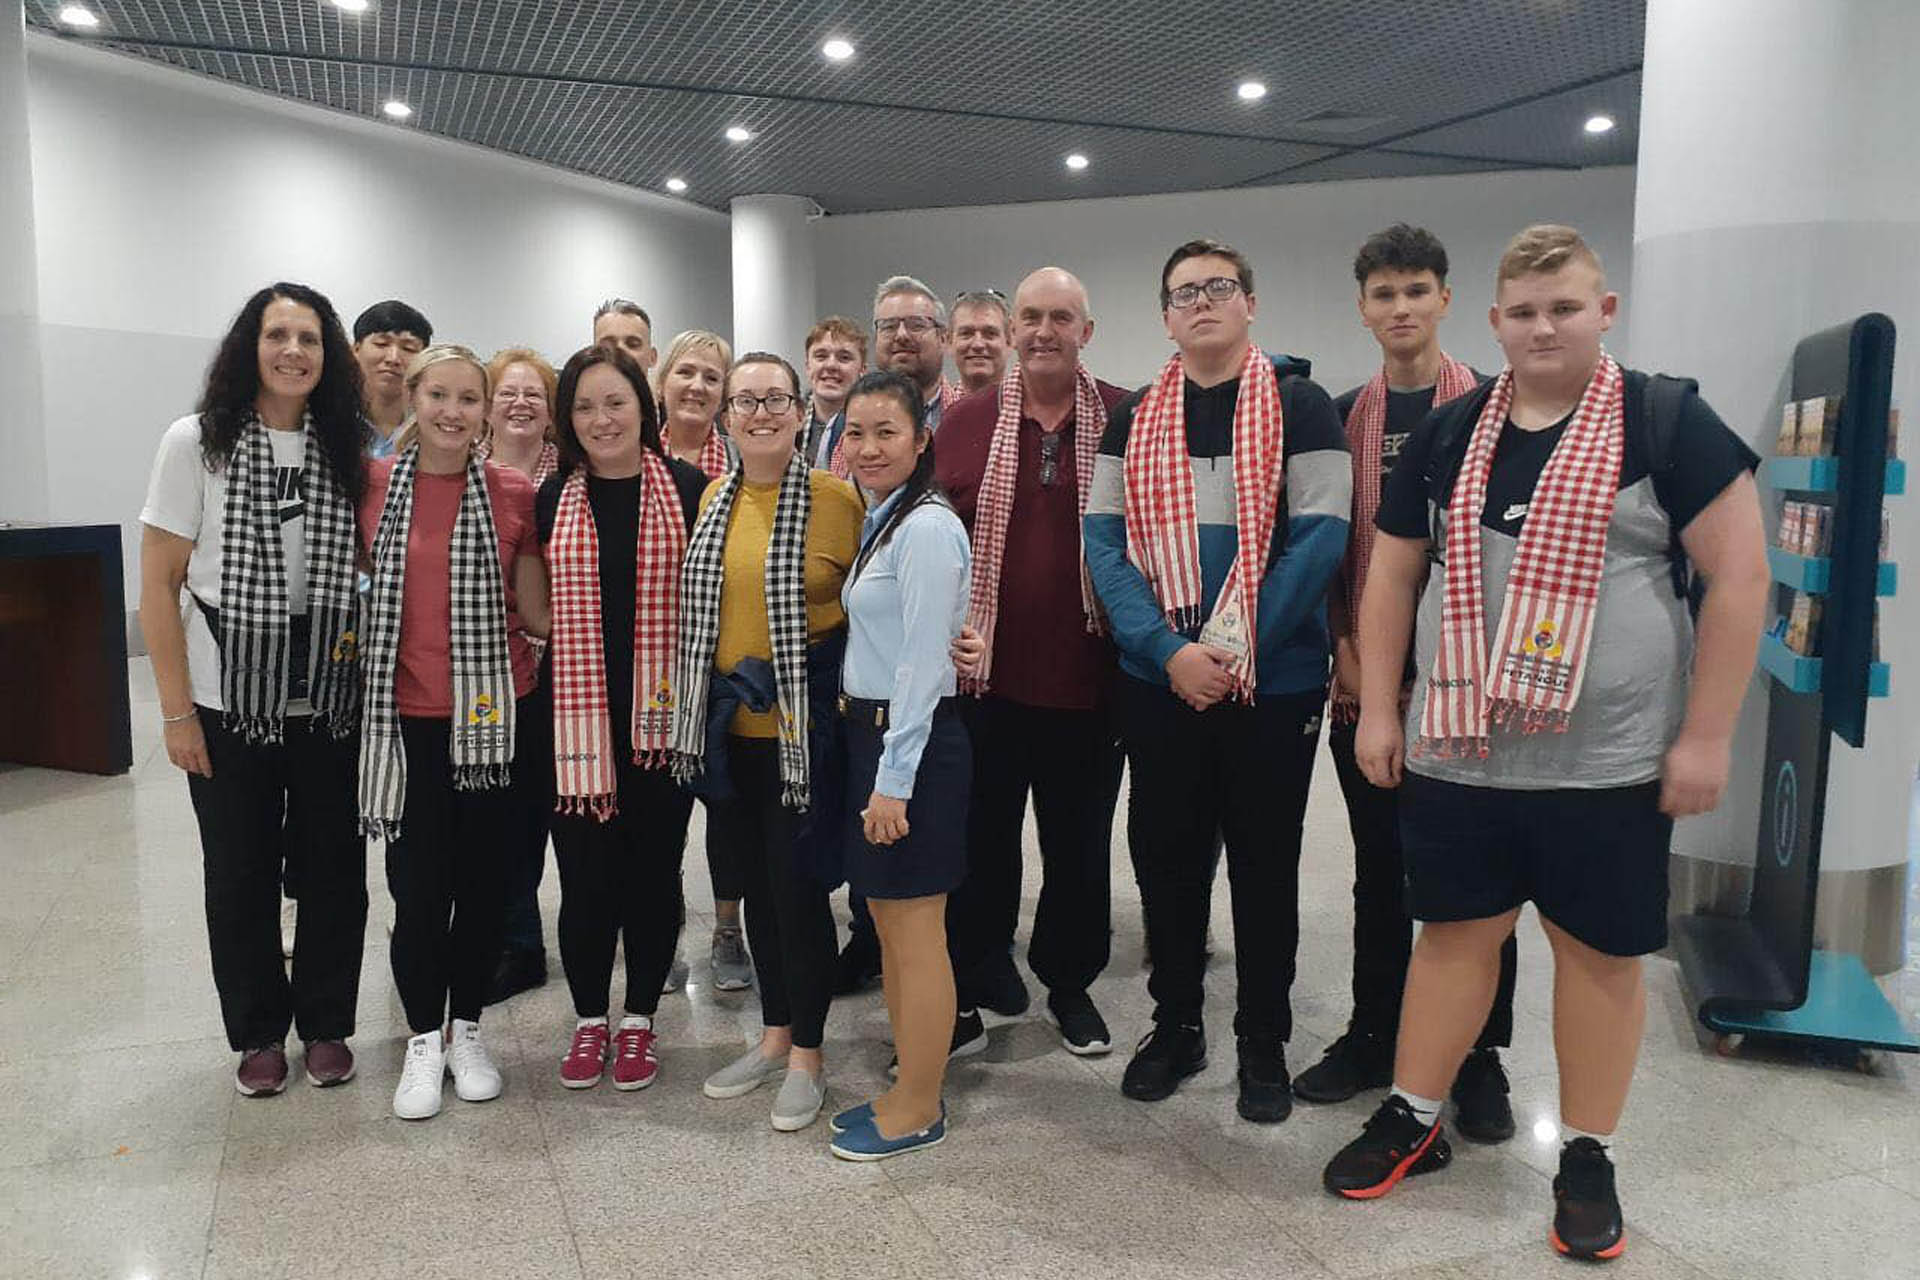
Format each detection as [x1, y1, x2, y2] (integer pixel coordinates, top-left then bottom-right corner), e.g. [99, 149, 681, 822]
[235, 1045, 289, 1096]
[611, 1024, 659, 1091]
[304, 1039, 356, 1087]
[561, 1022, 610, 1089]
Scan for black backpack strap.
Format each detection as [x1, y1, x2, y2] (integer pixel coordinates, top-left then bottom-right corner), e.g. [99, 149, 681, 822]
[1635, 371, 1700, 605]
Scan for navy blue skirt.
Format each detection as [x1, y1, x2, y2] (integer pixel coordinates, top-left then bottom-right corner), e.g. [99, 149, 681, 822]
[841, 699, 970, 900]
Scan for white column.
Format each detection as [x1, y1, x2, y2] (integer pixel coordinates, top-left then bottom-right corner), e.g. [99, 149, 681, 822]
[1631, 0, 1920, 970]
[729, 194, 817, 367]
[0, 0, 49, 520]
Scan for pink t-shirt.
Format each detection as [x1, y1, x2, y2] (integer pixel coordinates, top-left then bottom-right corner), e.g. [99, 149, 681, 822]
[360, 459, 539, 717]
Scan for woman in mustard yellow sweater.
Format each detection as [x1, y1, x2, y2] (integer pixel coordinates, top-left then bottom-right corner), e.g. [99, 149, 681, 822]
[670, 351, 865, 1132]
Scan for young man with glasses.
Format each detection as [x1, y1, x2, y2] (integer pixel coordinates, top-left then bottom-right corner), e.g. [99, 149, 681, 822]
[933, 267, 1130, 1057]
[949, 289, 1013, 396]
[872, 275, 963, 432]
[1085, 239, 1350, 1123]
[1292, 224, 1519, 1145]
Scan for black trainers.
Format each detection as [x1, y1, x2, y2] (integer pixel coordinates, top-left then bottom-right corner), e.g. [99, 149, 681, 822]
[1323, 1095, 1454, 1199]
[833, 933, 882, 995]
[887, 1009, 988, 1077]
[1451, 1047, 1515, 1143]
[483, 947, 547, 1006]
[1292, 1028, 1394, 1104]
[1120, 1023, 1206, 1102]
[1047, 989, 1112, 1056]
[1551, 1137, 1625, 1260]
[975, 956, 1031, 1018]
[1235, 1036, 1292, 1124]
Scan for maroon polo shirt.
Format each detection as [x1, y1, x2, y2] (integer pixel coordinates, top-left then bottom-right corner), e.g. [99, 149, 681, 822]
[936, 376, 1129, 711]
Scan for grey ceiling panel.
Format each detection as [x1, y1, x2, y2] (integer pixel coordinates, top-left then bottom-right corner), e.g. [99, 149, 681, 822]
[29, 0, 1647, 212]
[1271, 149, 1525, 186]
[1384, 70, 1642, 169]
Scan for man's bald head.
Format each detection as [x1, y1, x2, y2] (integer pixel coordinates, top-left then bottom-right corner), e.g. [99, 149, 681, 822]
[1013, 267, 1096, 387]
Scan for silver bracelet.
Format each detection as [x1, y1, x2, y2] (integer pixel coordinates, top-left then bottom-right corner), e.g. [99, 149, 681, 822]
[161, 710, 196, 724]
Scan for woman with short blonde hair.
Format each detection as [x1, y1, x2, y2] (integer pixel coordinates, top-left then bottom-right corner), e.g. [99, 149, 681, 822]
[656, 329, 736, 479]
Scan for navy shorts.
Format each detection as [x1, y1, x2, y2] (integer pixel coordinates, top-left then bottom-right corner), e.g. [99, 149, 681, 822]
[1398, 772, 1674, 957]
[841, 701, 971, 901]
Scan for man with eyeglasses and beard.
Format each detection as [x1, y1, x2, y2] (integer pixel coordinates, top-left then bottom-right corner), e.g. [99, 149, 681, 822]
[872, 275, 964, 433]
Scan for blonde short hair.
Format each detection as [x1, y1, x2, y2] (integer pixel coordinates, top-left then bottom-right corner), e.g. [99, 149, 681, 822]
[396, 343, 490, 452]
[1496, 224, 1606, 290]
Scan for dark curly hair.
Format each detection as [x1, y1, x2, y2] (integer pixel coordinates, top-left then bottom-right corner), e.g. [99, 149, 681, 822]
[1353, 223, 1451, 288]
[554, 343, 664, 473]
[196, 283, 367, 502]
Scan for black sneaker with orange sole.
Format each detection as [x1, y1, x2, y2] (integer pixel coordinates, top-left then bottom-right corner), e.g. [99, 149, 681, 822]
[1551, 1137, 1626, 1261]
[1323, 1095, 1453, 1199]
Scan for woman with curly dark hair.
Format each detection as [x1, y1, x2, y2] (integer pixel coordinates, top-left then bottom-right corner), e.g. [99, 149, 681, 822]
[138, 282, 372, 1099]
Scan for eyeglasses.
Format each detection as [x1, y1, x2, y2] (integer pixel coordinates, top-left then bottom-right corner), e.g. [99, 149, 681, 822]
[493, 387, 547, 403]
[727, 391, 797, 416]
[1164, 276, 1245, 310]
[875, 316, 942, 336]
[1039, 430, 1062, 488]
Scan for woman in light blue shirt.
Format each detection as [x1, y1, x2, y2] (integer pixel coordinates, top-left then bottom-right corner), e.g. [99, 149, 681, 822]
[828, 370, 972, 1162]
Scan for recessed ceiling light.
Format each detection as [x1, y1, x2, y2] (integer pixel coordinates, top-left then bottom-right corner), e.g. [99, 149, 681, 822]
[382, 100, 412, 119]
[1584, 113, 1616, 134]
[331, 0, 371, 12]
[724, 125, 754, 143]
[1064, 152, 1089, 171]
[665, 177, 689, 194]
[1236, 80, 1268, 102]
[821, 38, 855, 62]
[57, 5, 99, 27]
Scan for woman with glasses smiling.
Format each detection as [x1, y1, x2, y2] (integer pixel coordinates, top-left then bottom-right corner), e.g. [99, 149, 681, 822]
[670, 353, 865, 1131]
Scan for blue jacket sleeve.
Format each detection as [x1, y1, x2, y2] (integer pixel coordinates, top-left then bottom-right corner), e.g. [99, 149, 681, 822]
[1256, 379, 1351, 651]
[875, 508, 969, 798]
[1083, 399, 1188, 675]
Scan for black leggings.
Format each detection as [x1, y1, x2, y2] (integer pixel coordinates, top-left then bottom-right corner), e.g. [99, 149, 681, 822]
[705, 737, 838, 1048]
[550, 760, 692, 1018]
[384, 715, 514, 1034]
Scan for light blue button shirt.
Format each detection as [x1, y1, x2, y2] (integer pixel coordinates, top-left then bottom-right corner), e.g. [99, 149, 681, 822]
[841, 488, 971, 798]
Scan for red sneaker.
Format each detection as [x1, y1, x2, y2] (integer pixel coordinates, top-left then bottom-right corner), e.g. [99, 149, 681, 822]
[611, 1024, 658, 1091]
[235, 1045, 289, 1097]
[303, 1039, 356, 1087]
[560, 1022, 610, 1089]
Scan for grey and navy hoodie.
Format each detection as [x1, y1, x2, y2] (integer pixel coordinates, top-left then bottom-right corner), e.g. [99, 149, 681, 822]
[1083, 353, 1351, 698]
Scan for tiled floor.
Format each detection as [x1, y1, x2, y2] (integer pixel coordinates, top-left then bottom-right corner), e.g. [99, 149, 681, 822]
[1, 666, 1916, 1279]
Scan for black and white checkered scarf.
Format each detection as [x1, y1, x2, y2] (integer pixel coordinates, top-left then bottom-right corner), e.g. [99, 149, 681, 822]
[217, 414, 362, 744]
[672, 447, 814, 808]
[357, 446, 516, 838]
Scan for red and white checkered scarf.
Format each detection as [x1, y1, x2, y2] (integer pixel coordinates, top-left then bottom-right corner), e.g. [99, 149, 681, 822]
[962, 365, 1107, 694]
[1331, 354, 1477, 723]
[546, 452, 688, 816]
[478, 437, 560, 487]
[1122, 345, 1285, 701]
[1416, 356, 1625, 758]
[665, 422, 729, 479]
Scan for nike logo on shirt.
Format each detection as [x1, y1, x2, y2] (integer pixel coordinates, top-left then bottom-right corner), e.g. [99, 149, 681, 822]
[1503, 503, 1529, 522]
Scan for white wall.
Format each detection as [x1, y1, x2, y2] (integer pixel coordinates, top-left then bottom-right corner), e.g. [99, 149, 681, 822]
[814, 166, 1637, 396]
[24, 35, 732, 601]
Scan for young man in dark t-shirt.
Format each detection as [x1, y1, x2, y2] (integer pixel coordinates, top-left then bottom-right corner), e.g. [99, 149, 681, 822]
[1293, 225, 1519, 1143]
[1321, 225, 1767, 1263]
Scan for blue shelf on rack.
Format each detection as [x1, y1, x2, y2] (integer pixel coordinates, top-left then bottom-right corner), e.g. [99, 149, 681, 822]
[1758, 634, 1890, 696]
[1767, 547, 1899, 595]
[1763, 456, 1907, 495]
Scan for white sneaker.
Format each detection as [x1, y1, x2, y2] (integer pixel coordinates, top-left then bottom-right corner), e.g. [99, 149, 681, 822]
[393, 1031, 444, 1120]
[662, 952, 689, 993]
[280, 898, 297, 960]
[447, 1019, 502, 1103]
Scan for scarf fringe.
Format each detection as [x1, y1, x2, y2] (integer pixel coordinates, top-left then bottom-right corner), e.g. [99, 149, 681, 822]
[556, 793, 618, 823]
[226, 712, 285, 747]
[670, 753, 704, 788]
[1412, 734, 1490, 761]
[453, 762, 514, 792]
[780, 778, 812, 813]
[1329, 694, 1361, 726]
[359, 817, 402, 841]
[1166, 605, 1203, 634]
[1489, 700, 1572, 736]
[632, 748, 675, 771]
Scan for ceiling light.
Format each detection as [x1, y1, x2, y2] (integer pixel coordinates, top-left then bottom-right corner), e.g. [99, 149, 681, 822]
[821, 38, 855, 62]
[57, 5, 99, 27]
[665, 177, 689, 194]
[1584, 113, 1616, 134]
[331, 0, 371, 12]
[1064, 152, 1089, 171]
[382, 100, 412, 119]
[724, 125, 754, 143]
[1236, 80, 1268, 102]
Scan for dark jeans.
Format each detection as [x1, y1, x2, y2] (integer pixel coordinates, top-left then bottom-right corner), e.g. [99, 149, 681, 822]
[706, 737, 838, 1047]
[384, 716, 514, 1033]
[500, 678, 554, 955]
[187, 708, 366, 1051]
[947, 695, 1123, 1005]
[1327, 722, 1515, 1046]
[1119, 677, 1322, 1043]
[550, 760, 692, 1018]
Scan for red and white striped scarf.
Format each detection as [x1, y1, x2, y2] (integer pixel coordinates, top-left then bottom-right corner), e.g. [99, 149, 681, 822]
[1417, 356, 1625, 758]
[531, 440, 559, 486]
[962, 364, 1107, 693]
[546, 452, 688, 816]
[1331, 355, 1477, 724]
[1122, 345, 1285, 700]
[665, 422, 729, 479]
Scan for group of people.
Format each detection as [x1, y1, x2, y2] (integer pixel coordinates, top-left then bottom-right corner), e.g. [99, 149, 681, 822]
[139, 218, 1768, 1261]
